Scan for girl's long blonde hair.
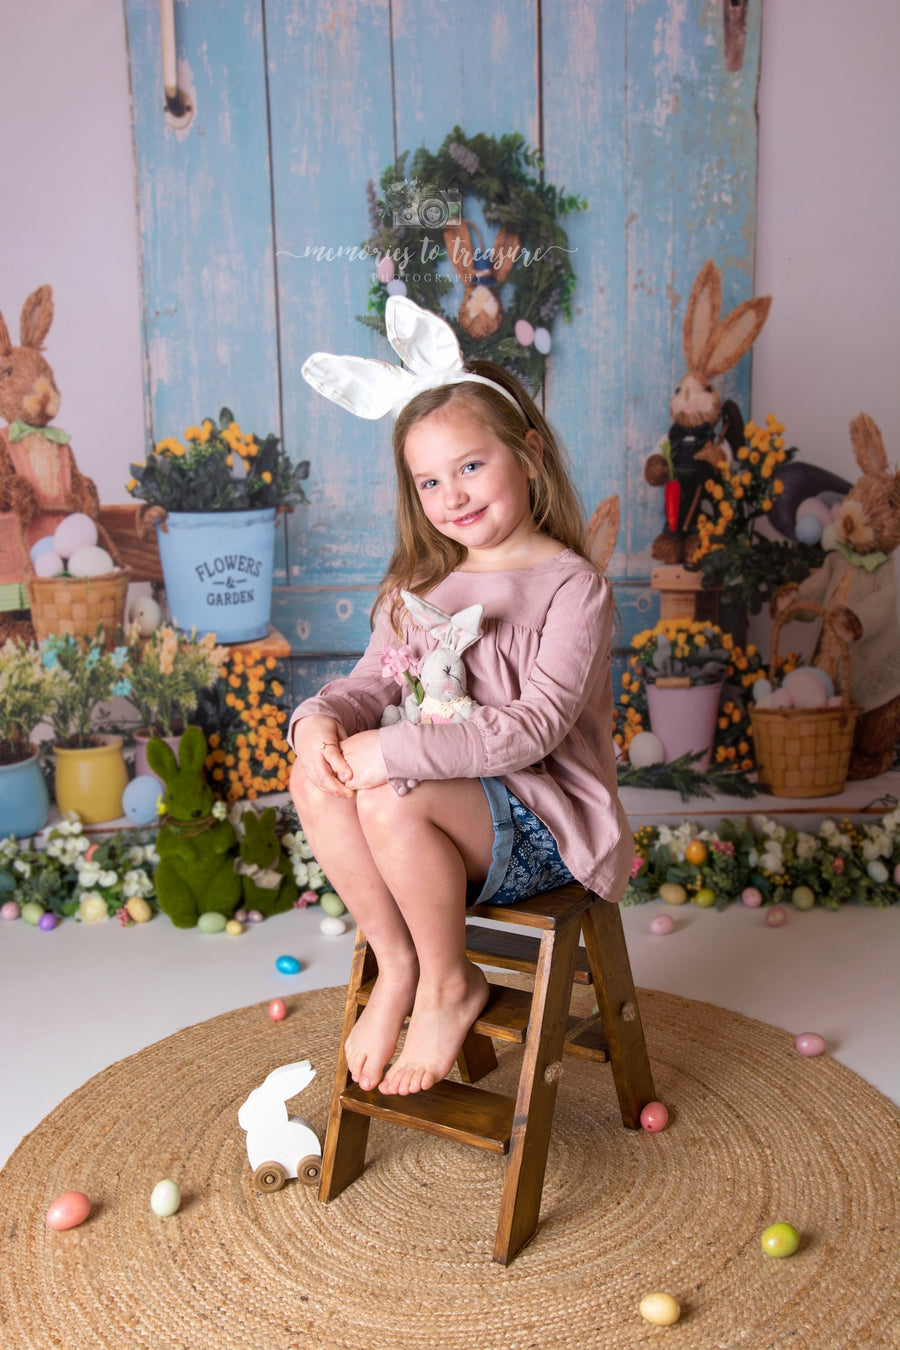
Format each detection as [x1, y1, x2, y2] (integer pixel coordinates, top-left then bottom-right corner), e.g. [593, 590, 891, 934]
[374, 359, 591, 628]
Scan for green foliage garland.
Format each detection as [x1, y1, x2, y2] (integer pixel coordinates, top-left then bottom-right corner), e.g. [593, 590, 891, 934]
[360, 127, 586, 390]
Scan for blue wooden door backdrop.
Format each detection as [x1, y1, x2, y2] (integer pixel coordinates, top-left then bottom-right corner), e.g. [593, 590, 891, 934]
[123, 0, 761, 699]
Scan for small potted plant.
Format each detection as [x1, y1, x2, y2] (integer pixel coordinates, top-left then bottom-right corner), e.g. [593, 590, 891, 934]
[631, 618, 731, 769]
[40, 629, 133, 825]
[124, 623, 227, 779]
[126, 407, 310, 643]
[0, 638, 59, 837]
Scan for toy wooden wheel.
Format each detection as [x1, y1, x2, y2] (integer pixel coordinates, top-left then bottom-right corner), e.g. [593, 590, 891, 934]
[297, 1155, 322, 1187]
[253, 1161, 288, 1192]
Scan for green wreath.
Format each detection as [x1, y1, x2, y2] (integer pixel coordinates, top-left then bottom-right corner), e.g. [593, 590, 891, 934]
[359, 127, 586, 390]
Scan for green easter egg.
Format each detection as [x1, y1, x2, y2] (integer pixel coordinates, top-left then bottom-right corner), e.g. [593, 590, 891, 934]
[198, 911, 227, 934]
[319, 891, 346, 917]
[0, 868, 16, 893]
[761, 1222, 800, 1257]
[20, 901, 45, 927]
[693, 888, 716, 908]
[791, 885, 816, 911]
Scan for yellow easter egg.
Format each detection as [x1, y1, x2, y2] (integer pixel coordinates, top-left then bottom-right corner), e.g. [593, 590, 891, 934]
[639, 1292, 681, 1326]
[659, 883, 688, 906]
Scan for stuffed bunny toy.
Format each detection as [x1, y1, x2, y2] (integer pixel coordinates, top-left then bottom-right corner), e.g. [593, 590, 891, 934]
[0, 285, 101, 627]
[235, 805, 298, 917]
[772, 413, 900, 778]
[147, 725, 242, 927]
[381, 590, 484, 726]
[644, 260, 771, 566]
[238, 1060, 321, 1189]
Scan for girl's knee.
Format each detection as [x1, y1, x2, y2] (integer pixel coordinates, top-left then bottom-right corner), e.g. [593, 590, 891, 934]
[355, 782, 409, 835]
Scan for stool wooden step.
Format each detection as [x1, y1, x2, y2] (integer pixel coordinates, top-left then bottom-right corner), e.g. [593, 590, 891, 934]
[339, 1079, 515, 1153]
[465, 922, 593, 985]
[358, 976, 532, 1045]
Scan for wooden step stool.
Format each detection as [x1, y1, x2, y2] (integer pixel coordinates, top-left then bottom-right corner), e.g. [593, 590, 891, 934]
[317, 884, 656, 1265]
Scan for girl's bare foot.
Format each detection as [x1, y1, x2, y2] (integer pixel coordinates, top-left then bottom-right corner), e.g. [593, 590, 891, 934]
[378, 961, 490, 1096]
[345, 963, 418, 1092]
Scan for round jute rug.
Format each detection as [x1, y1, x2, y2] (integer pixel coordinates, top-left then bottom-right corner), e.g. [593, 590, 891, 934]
[1, 984, 897, 1350]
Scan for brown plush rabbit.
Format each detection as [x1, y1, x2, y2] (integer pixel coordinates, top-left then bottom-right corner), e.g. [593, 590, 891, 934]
[772, 413, 900, 779]
[645, 259, 771, 565]
[0, 285, 100, 625]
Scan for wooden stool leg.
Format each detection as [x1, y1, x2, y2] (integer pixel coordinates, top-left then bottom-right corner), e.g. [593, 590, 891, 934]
[582, 899, 655, 1129]
[493, 909, 583, 1264]
[456, 1026, 499, 1083]
[318, 930, 376, 1202]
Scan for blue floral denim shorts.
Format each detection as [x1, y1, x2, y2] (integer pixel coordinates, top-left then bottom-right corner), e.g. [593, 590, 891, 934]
[468, 778, 574, 907]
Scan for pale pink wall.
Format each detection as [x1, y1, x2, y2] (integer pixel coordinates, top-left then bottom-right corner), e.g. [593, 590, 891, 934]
[3, 1, 898, 499]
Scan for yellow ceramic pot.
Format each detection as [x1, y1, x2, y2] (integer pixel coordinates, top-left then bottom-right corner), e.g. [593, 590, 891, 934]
[54, 736, 129, 824]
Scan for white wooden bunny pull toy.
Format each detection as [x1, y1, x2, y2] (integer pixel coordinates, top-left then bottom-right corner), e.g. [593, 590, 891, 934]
[238, 1060, 322, 1192]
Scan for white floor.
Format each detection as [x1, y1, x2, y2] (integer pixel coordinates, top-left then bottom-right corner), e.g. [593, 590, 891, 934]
[2, 850, 898, 1170]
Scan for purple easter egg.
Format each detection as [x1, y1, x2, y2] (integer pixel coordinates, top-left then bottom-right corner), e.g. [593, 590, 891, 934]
[38, 912, 58, 931]
[533, 326, 552, 355]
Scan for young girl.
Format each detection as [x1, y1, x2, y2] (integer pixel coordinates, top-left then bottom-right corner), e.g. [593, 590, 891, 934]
[290, 298, 633, 1100]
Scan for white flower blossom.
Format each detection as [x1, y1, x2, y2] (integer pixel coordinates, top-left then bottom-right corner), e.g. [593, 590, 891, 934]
[123, 869, 153, 899]
[13, 859, 31, 878]
[212, 800, 228, 821]
[77, 861, 103, 888]
[78, 892, 109, 923]
[795, 833, 818, 860]
[98, 869, 118, 889]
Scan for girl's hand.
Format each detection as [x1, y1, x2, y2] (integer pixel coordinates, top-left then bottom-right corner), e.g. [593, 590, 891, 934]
[338, 730, 389, 791]
[292, 715, 353, 797]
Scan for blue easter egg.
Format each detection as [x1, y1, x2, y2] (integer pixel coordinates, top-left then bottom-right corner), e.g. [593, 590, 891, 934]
[29, 535, 57, 564]
[533, 326, 552, 355]
[123, 774, 161, 826]
[794, 513, 823, 546]
[276, 954, 302, 976]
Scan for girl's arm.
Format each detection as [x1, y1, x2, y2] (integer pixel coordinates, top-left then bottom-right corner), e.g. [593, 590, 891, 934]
[288, 602, 405, 744]
[377, 571, 611, 785]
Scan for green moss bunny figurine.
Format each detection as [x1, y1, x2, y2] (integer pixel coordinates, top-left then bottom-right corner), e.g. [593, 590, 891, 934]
[147, 725, 242, 927]
[236, 806, 298, 917]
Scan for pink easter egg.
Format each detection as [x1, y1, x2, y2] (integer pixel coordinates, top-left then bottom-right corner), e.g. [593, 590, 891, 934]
[796, 497, 832, 527]
[741, 886, 763, 908]
[794, 1032, 826, 1057]
[770, 688, 794, 709]
[826, 694, 844, 708]
[1, 900, 20, 921]
[514, 319, 535, 347]
[649, 913, 675, 936]
[640, 1102, 668, 1132]
[46, 1190, 92, 1231]
[34, 550, 64, 578]
[268, 998, 287, 1022]
[376, 255, 395, 284]
[765, 906, 787, 927]
[783, 669, 827, 710]
[53, 513, 97, 560]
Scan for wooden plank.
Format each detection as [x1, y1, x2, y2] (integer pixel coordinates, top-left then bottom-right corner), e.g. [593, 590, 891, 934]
[541, 0, 628, 566]
[122, 0, 280, 446]
[465, 923, 594, 986]
[340, 1079, 515, 1153]
[265, 0, 397, 633]
[623, 0, 763, 574]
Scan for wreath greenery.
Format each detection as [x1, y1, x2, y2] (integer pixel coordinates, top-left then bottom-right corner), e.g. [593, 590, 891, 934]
[359, 127, 586, 390]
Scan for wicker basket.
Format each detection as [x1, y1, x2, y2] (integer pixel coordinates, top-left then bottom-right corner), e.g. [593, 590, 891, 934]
[750, 602, 858, 798]
[25, 521, 130, 645]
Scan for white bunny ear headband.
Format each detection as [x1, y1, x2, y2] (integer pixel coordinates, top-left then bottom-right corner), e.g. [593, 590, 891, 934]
[301, 295, 522, 420]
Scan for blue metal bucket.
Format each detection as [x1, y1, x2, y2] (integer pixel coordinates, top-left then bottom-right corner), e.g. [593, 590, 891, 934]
[155, 508, 276, 643]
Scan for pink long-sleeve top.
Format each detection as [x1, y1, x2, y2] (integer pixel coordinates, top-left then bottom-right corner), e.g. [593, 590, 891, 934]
[289, 549, 634, 902]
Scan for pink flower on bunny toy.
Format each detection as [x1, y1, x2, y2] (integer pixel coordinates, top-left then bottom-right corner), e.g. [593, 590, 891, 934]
[381, 591, 484, 728]
[380, 643, 424, 704]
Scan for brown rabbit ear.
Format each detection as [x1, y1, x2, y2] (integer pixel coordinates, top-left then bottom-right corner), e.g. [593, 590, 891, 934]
[444, 219, 476, 284]
[0, 309, 11, 357]
[683, 260, 722, 372]
[586, 494, 620, 574]
[19, 285, 54, 351]
[849, 412, 887, 475]
[491, 224, 521, 286]
[700, 294, 772, 379]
